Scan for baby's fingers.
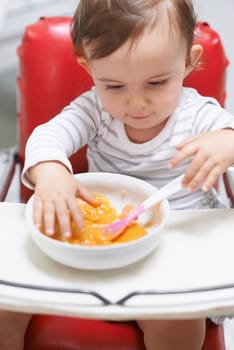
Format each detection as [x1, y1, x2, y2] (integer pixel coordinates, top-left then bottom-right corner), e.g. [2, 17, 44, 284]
[181, 153, 209, 189]
[54, 199, 75, 238]
[176, 135, 198, 149]
[201, 166, 222, 192]
[183, 158, 221, 192]
[76, 181, 99, 206]
[33, 195, 55, 236]
[67, 196, 84, 233]
[41, 200, 56, 236]
[33, 197, 43, 231]
[169, 143, 197, 169]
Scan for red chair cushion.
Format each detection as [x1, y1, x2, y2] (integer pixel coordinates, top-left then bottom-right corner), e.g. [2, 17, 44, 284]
[24, 316, 225, 350]
[202, 320, 225, 350]
[24, 316, 145, 350]
[184, 22, 229, 106]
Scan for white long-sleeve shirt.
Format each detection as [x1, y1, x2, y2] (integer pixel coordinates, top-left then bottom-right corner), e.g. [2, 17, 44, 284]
[22, 87, 234, 209]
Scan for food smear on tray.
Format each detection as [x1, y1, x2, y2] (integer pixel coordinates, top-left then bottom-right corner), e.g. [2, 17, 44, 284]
[42, 193, 150, 245]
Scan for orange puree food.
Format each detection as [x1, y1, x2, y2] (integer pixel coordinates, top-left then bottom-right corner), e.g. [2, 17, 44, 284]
[51, 193, 147, 246]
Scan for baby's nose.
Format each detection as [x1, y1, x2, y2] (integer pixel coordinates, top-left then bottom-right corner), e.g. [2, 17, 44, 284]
[128, 94, 149, 110]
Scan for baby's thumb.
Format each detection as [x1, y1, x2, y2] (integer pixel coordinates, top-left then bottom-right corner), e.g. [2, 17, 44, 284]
[76, 184, 99, 206]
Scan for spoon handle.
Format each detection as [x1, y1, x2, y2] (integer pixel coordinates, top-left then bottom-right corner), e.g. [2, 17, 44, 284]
[103, 174, 185, 237]
[143, 174, 184, 210]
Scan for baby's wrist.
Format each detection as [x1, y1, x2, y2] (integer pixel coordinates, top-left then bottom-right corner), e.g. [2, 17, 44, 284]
[28, 161, 67, 184]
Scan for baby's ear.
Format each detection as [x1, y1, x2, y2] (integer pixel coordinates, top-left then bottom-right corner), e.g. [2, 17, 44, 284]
[184, 44, 203, 78]
[77, 56, 91, 75]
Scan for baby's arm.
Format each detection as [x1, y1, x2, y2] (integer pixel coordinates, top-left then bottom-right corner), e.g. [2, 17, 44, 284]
[28, 161, 95, 237]
[169, 129, 234, 192]
[22, 90, 103, 236]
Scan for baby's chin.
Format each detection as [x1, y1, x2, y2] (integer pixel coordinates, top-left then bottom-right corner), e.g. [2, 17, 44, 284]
[124, 122, 167, 143]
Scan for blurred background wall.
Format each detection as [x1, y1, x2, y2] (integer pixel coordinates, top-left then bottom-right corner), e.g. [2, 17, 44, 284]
[0, 0, 233, 149]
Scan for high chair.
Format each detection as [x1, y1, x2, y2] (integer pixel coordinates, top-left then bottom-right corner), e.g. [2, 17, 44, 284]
[2, 16, 233, 350]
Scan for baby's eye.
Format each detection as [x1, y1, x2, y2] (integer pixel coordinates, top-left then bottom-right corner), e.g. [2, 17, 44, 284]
[106, 84, 124, 90]
[148, 80, 166, 86]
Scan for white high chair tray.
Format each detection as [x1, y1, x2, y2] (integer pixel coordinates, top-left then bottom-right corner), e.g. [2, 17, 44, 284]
[0, 202, 234, 320]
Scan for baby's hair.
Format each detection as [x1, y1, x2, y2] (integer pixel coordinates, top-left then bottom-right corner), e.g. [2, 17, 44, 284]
[71, 0, 196, 60]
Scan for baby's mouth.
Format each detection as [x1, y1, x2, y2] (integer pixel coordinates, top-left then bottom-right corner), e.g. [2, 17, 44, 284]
[129, 114, 150, 120]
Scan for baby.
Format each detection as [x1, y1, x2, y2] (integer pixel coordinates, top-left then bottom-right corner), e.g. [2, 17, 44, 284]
[2, 0, 234, 349]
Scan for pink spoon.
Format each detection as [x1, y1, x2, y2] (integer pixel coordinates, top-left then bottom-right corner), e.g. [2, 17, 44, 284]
[103, 174, 185, 240]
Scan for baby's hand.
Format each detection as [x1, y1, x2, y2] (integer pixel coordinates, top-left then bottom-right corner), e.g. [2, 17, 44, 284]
[28, 161, 96, 237]
[169, 129, 234, 192]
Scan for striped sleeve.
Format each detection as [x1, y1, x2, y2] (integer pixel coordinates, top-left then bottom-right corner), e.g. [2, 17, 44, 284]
[22, 88, 102, 188]
[192, 96, 234, 134]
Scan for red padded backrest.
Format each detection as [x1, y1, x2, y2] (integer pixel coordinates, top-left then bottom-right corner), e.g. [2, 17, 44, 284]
[17, 17, 229, 202]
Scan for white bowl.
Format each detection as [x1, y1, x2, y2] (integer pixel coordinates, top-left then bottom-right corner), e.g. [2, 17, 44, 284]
[25, 172, 169, 270]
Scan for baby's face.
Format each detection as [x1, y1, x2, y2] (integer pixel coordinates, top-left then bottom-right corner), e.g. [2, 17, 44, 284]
[86, 18, 190, 143]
